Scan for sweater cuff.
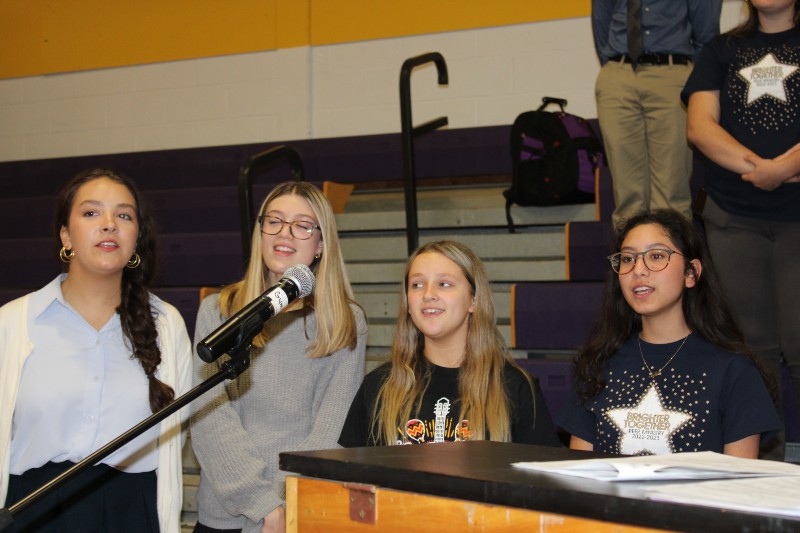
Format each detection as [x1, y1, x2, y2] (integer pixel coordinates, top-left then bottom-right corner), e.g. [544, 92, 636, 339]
[245, 489, 284, 525]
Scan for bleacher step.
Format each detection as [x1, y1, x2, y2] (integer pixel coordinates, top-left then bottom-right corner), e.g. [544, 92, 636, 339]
[336, 186, 596, 231]
[340, 229, 565, 262]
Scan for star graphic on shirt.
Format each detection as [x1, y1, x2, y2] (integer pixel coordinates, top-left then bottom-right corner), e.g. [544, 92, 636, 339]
[605, 384, 692, 455]
[738, 53, 799, 104]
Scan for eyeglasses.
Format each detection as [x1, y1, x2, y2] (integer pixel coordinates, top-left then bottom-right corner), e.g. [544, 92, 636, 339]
[258, 215, 320, 240]
[607, 249, 683, 274]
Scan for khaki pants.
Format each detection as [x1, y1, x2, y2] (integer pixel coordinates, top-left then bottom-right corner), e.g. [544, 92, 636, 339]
[596, 60, 693, 229]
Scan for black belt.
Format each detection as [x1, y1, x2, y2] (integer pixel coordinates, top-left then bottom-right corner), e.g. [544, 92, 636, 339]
[610, 53, 691, 66]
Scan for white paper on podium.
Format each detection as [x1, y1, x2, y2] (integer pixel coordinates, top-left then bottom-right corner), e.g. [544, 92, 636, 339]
[647, 475, 800, 517]
[512, 451, 800, 482]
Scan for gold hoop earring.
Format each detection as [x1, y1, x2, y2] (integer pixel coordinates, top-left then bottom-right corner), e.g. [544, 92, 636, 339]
[126, 252, 141, 269]
[59, 246, 74, 263]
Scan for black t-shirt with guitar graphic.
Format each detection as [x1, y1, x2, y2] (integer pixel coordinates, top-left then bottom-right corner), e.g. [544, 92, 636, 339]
[338, 361, 562, 447]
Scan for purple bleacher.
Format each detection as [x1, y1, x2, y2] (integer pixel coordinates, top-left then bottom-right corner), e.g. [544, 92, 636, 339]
[0, 238, 62, 291]
[597, 166, 614, 223]
[0, 144, 310, 198]
[566, 221, 614, 282]
[152, 287, 212, 339]
[512, 281, 604, 350]
[158, 232, 243, 287]
[0, 126, 512, 199]
[143, 187, 239, 234]
[515, 358, 574, 422]
[0, 197, 57, 240]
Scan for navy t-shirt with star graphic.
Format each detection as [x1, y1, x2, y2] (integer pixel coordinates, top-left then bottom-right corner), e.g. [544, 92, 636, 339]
[338, 361, 562, 448]
[682, 27, 800, 221]
[560, 334, 781, 455]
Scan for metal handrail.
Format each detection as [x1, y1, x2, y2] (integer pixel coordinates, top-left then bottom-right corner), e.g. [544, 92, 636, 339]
[399, 52, 449, 255]
[237, 145, 305, 262]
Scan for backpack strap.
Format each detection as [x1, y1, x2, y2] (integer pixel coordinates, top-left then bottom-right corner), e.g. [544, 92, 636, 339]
[505, 195, 516, 234]
[537, 96, 568, 112]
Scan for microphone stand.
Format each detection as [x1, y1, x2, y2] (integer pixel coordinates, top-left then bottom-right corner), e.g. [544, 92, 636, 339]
[0, 341, 254, 531]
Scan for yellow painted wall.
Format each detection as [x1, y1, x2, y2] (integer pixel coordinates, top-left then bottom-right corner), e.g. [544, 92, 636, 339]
[0, 0, 307, 79]
[310, 1, 590, 45]
[0, 1, 589, 79]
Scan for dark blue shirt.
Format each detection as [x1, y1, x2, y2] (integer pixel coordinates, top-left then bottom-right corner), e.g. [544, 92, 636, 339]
[682, 28, 800, 221]
[592, 0, 722, 64]
[561, 334, 780, 455]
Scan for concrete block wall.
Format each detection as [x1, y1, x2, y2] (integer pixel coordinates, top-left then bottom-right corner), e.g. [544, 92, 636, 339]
[0, 3, 746, 164]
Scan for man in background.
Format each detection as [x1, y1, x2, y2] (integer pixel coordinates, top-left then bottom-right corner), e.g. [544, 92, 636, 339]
[592, 0, 722, 229]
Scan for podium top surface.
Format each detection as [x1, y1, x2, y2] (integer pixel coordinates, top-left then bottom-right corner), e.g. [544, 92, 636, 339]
[280, 441, 800, 533]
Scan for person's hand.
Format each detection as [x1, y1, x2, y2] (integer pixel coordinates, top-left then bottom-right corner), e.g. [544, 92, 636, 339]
[261, 506, 285, 533]
[742, 154, 787, 191]
[773, 145, 800, 185]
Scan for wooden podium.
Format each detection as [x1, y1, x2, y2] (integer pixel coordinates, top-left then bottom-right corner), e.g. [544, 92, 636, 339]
[280, 441, 800, 532]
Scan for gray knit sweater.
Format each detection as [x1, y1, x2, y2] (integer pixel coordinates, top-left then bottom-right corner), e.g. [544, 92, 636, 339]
[190, 294, 366, 531]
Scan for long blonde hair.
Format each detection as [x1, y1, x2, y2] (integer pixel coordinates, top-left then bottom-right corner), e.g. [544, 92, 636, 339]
[218, 181, 359, 357]
[373, 240, 531, 443]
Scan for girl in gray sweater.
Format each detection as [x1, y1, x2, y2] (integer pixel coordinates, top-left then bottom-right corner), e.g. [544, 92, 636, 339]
[190, 181, 366, 533]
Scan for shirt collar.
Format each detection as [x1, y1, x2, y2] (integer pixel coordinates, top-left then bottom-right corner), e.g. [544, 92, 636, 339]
[29, 274, 122, 333]
[29, 273, 69, 319]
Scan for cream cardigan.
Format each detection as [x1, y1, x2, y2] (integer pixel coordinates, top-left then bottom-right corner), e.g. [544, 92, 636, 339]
[0, 284, 193, 532]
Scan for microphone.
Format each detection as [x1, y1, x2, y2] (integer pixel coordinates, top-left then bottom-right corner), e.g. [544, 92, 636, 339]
[197, 264, 315, 363]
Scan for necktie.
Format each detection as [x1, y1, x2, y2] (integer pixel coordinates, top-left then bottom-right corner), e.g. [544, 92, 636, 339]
[627, 0, 643, 68]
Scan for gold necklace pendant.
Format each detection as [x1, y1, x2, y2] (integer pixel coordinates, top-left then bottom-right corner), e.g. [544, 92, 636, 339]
[638, 334, 690, 380]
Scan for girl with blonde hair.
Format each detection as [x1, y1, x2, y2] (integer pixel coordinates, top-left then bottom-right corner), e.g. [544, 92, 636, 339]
[339, 240, 560, 447]
[191, 181, 367, 533]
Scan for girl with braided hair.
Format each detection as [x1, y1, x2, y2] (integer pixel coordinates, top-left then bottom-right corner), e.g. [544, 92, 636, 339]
[0, 168, 192, 532]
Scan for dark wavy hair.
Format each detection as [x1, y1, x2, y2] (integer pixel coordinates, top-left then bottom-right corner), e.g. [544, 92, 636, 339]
[54, 168, 174, 412]
[573, 210, 777, 403]
[728, 1, 800, 38]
